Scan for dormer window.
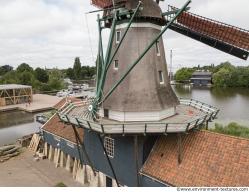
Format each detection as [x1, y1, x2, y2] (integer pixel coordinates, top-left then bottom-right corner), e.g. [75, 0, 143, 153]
[114, 60, 119, 70]
[156, 41, 160, 56]
[159, 71, 164, 84]
[116, 31, 121, 44]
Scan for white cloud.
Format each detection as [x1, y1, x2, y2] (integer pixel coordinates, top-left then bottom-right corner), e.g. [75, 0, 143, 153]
[0, 0, 248, 70]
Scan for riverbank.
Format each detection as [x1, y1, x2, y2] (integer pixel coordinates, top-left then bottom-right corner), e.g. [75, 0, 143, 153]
[0, 148, 84, 187]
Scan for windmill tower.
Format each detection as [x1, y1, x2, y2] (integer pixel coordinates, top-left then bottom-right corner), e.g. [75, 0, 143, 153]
[100, 0, 179, 121]
[55, 0, 249, 187]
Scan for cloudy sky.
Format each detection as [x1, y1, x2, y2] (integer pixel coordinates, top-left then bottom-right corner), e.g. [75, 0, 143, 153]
[0, 0, 248, 71]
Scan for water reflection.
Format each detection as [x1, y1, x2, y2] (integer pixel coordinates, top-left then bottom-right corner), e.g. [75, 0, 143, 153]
[0, 110, 41, 146]
[0, 110, 34, 128]
[173, 85, 249, 125]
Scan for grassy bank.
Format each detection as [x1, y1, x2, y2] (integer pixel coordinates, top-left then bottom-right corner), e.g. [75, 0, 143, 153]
[212, 122, 249, 139]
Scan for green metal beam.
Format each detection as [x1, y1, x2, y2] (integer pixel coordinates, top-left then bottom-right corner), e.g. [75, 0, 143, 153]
[104, 12, 117, 66]
[96, 14, 104, 91]
[106, 2, 142, 71]
[100, 0, 191, 104]
[97, 14, 104, 69]
[95, 11, 118, 104]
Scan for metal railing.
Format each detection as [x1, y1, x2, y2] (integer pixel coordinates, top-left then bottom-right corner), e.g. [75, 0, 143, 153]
[179, 98, 219, 119]
[57, 98, 219, 135]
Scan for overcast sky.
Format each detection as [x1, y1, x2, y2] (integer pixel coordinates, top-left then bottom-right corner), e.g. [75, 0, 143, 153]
[0, 0, 248, 71]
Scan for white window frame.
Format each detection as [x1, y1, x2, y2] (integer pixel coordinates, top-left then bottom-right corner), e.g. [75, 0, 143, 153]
[114, 60, 119, 70]
[159, 71, 164, 84]
[104, 137, 114, 158]
[156, 41, 160, 56]
[116, 31, 121, 44]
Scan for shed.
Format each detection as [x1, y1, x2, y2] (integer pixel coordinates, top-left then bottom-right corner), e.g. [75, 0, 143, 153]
[0, 84, 32, 106]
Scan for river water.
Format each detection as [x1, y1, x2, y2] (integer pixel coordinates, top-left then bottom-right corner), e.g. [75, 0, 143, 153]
[173, 85, 249, 126]
[0, 86, 249, 146]
[0, 110, 41, 146]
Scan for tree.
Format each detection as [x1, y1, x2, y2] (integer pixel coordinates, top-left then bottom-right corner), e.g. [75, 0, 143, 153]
[35, 67, 49, 83]
[16, 63, 33, 73]
[0, 71, 19, 84]
[66, 68, 75, 79]
[212, 67, 231, 87]
[47, 69, 65, 90]
[0, 65, 13, 76]
[18, 71, 34, 85]
[213, 61, 235, 73]
[73, 57, 82, 80]
[175, 68, 194, 82]
[81, 66, 96, 79]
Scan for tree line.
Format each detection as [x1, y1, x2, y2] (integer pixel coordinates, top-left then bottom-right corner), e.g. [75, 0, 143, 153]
[175, 61, 249, 87]
[0, 57, 96, 92]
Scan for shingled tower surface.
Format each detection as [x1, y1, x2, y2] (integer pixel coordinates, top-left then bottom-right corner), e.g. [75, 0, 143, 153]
[101, 0, 179, 122]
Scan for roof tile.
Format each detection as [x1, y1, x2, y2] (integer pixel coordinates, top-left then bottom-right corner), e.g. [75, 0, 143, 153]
[42, 114, 83, 143]
[142, 131, 249, 187]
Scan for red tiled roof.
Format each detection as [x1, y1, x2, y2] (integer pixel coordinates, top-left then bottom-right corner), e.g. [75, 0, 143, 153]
[141, 131, 249, 187]
[54, 97, 81, 110]
[42, 114, 83, 143]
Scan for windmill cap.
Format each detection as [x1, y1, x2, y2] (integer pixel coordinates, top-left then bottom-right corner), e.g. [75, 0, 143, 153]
[105, 0, 166, 26]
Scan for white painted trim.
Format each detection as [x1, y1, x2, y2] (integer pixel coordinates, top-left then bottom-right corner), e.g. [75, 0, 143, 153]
[114, 60, 119, 70]
[100, 108, 176, 122]
[159, 71, 164, 84]
[156, 41, 161, 56]
[116, 30, 121, 44]
[66, 141, 75, 148]
[116, 23, 162, 30]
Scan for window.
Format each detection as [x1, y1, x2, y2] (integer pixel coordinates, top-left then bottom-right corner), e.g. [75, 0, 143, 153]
[104, 109, 109, 118]
[114, 60, 119, 70]
[104, 137, 114, 158]
[159, 71, 164, 84]
[156, 41, 160, 56]
[116, 31, 121, 43]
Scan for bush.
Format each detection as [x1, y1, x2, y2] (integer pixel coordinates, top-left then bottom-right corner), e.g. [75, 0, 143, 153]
[212, 122, 249, 139]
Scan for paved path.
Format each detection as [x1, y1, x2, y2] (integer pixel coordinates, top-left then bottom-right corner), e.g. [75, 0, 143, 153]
[0, 149, 83, 187]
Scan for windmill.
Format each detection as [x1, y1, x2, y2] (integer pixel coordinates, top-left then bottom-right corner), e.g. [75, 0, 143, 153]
[58, 0, 249, 132]
[85, 0, 249, 121]
[54, 0, 248, 186]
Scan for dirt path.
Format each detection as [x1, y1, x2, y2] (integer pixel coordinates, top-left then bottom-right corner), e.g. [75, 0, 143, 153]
[0, 149, 83, 187]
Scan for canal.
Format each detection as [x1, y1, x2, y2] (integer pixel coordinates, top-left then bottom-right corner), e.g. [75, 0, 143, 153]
[0, 110, 41, 146]
[1, 86, 249, 146]
[173, 85, 249, 126]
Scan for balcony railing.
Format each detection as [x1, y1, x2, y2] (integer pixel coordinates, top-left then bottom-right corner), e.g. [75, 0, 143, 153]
[57, 98, 219, 135]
